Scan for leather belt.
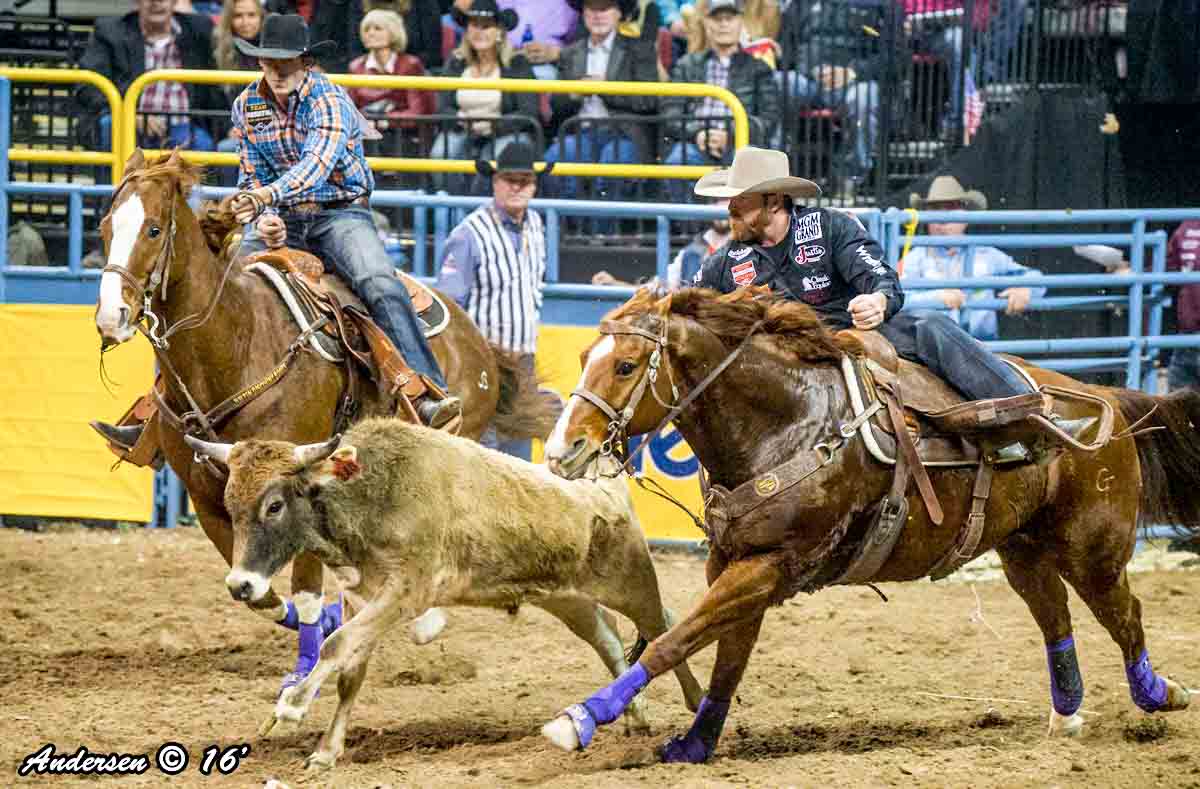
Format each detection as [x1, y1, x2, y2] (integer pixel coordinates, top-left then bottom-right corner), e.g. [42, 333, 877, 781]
[285, 195, 369, 215]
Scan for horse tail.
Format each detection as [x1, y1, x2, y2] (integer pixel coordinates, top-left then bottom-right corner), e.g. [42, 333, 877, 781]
[1113, 387, 1200, 530]
[489, 345, 563, 442]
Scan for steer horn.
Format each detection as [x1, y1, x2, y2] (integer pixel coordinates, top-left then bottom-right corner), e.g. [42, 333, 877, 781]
[292, 434, 343, 466]
[184, 435, 234, 465]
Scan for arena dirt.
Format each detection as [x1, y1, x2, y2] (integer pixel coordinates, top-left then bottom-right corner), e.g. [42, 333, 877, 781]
[4, 525, 1199, 788]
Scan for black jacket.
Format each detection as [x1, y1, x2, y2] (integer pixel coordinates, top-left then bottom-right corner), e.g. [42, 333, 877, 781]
[663, 49, 779, 146]
[438, 54, 539, 139]
[696, 206, 904, 329]
[405, 0, 453, 71]
[551, 32, 660, 153]
[76, 12, 227, 128]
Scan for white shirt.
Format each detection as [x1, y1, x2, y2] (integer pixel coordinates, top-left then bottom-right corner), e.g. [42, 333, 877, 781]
[580, 30, 616, 118]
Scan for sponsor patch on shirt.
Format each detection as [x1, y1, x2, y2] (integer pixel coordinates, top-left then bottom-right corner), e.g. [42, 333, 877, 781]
[856, 245, 888, 275]
[245, 96, 273, 129]
[728, 245, 753, 261]
[795, 244, 825, 265]
[794, 212, 822, 245]
[732, 260, 757, 287]
[802, 273, 831, 291]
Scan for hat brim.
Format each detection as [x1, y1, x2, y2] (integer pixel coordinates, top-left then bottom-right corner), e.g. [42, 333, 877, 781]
[451, 8, 520, 31]
[694, 169, 821, 199]
[566, 0, 639, 19]
[909, 189, 987, 210]
[475, 160, 553, 177]
[234, 37, 337, 60]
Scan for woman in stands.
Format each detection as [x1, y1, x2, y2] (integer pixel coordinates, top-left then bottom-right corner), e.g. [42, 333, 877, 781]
[432, 0, 538, 193]
[348, 10, 432, 132]
[214, 0, 265, 185]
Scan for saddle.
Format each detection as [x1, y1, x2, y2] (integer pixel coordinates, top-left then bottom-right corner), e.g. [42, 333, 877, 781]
[829, 328, 1115, 582]
[242, 247, 457, 427]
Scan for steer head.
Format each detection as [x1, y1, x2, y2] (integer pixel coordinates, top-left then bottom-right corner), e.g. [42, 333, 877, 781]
[185, 434, 362, 602]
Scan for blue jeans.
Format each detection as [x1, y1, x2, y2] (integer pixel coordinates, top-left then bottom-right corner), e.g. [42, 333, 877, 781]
[775, 73, 879, 179]
[238, 205, 448, 390]
[880, 311, 1029, 400]
[98, 113, 215, 152]
[479, 353, 535, 460]
[662, 141, 734, 204]
[1169, 348, 1200, 391]
[544, 126, 638, 201]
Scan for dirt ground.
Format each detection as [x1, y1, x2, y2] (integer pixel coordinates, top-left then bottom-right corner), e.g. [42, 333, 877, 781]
[4, 525, 1200, 789]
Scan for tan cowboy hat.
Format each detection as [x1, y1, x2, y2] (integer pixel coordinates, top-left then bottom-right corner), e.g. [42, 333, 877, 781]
[910, 175, 988, 210]
[694, 147, 822, 200]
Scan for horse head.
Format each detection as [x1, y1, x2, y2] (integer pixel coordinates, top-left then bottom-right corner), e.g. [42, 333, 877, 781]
[545, 288, 682, 480]
[94, 148, 201, 348]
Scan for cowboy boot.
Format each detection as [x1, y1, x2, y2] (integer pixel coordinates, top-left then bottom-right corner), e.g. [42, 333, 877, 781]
[89, 418, 164, 470]
[415, 393, 463, 430]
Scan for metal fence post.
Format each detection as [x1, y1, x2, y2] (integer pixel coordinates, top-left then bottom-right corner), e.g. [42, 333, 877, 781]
[1126, 218, 1146, 389]
[546, 207, 560, 283]
[413, 205, 428, 277]
[656, 215, 670, 282]
[68, 189, 83, 272]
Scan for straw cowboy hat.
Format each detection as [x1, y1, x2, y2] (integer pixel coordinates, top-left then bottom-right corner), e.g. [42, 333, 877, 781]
[234, 14, 336, 60]
[694, 147, 822, 200]
[910, 175, 988, 210]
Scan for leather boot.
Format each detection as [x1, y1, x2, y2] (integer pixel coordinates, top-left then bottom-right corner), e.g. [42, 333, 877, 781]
[415, 394, 462, 430]
[90, 420, 145, 451]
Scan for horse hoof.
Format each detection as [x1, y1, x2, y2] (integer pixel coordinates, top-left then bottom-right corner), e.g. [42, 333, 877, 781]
[1047, 707, 1084, 737]
[1163, 679, 1191, 711]
[543, 715, 581, 751]
[410, 608, 447, 645]
[659, 734, 711, 763]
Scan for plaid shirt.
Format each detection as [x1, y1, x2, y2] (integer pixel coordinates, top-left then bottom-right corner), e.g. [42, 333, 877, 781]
[697, 54, 733, 119]
[232, 70, 373, 210]
[138, 21, 188, 117]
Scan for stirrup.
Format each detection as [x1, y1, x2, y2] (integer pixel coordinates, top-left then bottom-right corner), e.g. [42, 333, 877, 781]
[90, 420, 145, 451]
[416, 394, 462, 430]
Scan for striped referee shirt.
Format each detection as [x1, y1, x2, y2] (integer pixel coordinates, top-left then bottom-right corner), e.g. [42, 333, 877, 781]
[436, 202, 547, 355]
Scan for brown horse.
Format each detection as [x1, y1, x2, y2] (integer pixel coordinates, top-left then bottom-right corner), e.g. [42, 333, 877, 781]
[540, 286, 1197, 762]
[93, 149, 557, 686]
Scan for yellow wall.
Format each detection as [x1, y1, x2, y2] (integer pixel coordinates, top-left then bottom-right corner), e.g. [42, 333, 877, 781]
[0, 305, 156, 522]
[0, 308, 702, 540]
[535, 325, 705, 543]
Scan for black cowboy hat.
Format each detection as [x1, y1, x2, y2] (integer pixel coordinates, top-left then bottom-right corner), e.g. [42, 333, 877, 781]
[451, 0, 520, 32]
[475, 141, 554, 177]
[234, 13, 337, 60]
[566, 0, 639, 22]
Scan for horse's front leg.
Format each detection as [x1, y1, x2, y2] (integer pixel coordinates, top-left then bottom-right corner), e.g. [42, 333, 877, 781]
[543, 552, 782, 753]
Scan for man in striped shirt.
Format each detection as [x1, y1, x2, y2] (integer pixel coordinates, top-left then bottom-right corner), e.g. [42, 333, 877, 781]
[231, 14, 461, 429]
[436, 141, 549, 458]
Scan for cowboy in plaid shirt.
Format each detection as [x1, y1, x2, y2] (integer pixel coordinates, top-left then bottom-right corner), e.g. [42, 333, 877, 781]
[230, 14, 461, 429]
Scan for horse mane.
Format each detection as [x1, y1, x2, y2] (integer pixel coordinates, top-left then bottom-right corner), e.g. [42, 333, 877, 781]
[137, 153, 205, 197]
[607, 285, 862, 364]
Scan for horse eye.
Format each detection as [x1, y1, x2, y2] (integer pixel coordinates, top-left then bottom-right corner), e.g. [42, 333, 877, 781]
[616, 360, 637, 377]
[266, 500, 284, 516]
[147, 225, 161, 239]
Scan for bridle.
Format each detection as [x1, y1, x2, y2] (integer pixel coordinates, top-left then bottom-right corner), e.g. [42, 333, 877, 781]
[569, 312, 764, 476]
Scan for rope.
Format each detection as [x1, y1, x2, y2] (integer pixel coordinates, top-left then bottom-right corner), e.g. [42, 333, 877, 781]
[900, 207, 920, 268]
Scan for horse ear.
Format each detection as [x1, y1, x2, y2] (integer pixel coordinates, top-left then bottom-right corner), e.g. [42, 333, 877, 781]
[125, 148, 146, 173]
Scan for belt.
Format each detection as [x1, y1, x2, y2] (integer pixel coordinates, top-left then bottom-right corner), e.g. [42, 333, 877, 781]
[285, 195, 369, 215]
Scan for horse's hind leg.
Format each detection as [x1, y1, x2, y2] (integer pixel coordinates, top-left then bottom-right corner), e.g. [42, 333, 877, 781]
[536, 595, 651, 734]
[995, 532, 1085, 736]
[1058, 559, 1192, 714]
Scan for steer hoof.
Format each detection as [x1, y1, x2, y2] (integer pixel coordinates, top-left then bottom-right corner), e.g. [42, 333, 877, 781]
[304, 752, 336, 773]
[1047, 707, 1084, 738]
[1163, 679, 1192, 712]
[659, 733, 712, 764]
[275, 690, 308, 724]
[410, 608, 448, 645]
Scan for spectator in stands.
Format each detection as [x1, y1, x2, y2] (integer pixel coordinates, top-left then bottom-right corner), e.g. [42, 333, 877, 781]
[777, 0, 893, 197]
[349, 10, 433, 127]
[436, 141, 550, 458]
[214, 0, 264, 185]
[545, 0, 659, 205]
[904, 0, 990, 139]
[367, 0, 452, 70]
[434, 0, 538, 193]
[592, 197, 731, 288]
[661, 0, 779, 204]
[264, 0, 364, 72]
[498, 0, 579, 79]
[77, 0, 226, 154]
[683, 0, 779, 66]
[900, 176, 1043, 341]
[1166, 221, 1200, 390]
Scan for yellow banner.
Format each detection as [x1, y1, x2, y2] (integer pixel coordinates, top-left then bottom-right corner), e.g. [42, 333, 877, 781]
[0, 305, 156, 522]
[534, 325, 705, 543]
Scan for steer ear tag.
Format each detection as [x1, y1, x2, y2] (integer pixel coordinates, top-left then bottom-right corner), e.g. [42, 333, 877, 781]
[315, 445, 361, 485]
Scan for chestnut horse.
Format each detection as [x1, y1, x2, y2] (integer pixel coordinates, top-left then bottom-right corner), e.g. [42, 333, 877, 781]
[93, 150, 557, 684]
[541, 286, 1197, 762]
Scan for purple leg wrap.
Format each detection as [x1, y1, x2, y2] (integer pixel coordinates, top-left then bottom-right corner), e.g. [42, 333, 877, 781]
[1126, 649, 1168, 712]
[1046, 636, 1084, 716]
[660, 696, 730, 764]
[280, 622, 324, 694]
[582, 662, 650, 725]
[277, 599, 342, 637]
